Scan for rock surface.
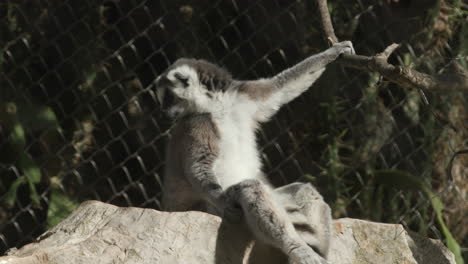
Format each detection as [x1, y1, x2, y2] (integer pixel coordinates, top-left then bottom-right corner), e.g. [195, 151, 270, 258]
[1, 200, 455, 264]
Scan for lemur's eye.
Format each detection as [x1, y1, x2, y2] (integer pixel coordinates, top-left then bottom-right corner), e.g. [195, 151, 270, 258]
[174, 73, 189, 88]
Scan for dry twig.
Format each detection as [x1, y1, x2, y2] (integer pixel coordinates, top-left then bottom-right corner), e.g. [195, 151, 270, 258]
[315, 0, 468, 92]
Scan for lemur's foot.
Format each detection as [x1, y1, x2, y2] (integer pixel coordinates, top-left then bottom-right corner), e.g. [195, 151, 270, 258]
[289, 246, 330, 264]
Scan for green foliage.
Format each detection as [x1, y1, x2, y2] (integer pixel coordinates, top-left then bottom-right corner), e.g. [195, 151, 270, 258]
[10, 120, 25, 151]
[0, 103, 61, 208]
[2, 153, 42, 208]
[20, 153, 42, 207]
[3, 175, 26, 208]
[0, 0, 107, 241]
[317, 98, 356, 216]
[47, 183, 79, 228]
[373, 170, 425, 191]
[429, 192, 464, 264]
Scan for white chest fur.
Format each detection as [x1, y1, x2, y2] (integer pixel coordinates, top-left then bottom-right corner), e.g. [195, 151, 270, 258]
[212, 97, 262, 189]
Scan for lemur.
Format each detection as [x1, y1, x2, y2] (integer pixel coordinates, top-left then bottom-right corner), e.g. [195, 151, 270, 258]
[155, 41, 354, 264]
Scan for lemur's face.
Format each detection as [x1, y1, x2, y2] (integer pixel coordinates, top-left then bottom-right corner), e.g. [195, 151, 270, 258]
[155, 58, 232, 117]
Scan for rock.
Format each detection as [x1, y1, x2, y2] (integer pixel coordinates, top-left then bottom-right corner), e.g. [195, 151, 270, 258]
[1, 200, 455, 264]
[329, 219, 455, 264]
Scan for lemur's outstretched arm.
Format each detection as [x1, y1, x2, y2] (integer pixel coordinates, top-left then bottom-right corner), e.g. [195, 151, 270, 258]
[239, 41, 354, 122]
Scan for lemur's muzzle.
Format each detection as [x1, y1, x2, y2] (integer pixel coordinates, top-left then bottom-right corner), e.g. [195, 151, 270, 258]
[155, 75, 176, 109]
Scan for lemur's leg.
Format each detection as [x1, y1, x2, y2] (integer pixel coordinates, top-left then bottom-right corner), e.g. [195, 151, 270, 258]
[274, 183, 332, 259]
[226, 179, 329, 264]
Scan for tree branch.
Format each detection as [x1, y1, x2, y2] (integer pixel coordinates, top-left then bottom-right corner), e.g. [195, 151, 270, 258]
[316, 0, 338, 45]
[315, 0, 468, 92]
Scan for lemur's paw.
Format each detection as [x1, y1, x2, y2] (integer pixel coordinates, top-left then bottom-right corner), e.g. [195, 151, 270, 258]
[332, 40, 355, 55]
[289, 246, 330, 264]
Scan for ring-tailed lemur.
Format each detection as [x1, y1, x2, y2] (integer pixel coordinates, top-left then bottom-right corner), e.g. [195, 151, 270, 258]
[156, 41, 355, 264]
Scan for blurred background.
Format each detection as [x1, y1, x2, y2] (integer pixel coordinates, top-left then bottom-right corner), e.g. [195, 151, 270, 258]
[0, 0, 466, 262]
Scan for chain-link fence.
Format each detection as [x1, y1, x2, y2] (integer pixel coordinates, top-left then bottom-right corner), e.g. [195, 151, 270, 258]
[1, 0, 466, 259]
